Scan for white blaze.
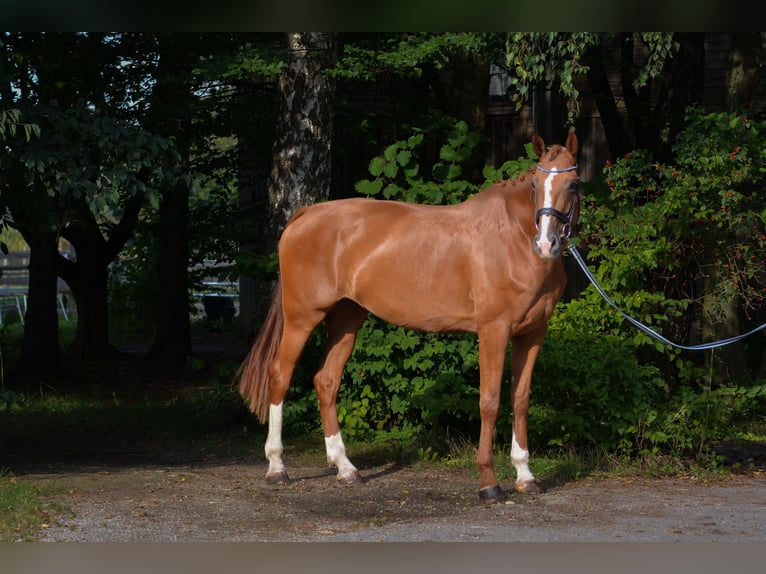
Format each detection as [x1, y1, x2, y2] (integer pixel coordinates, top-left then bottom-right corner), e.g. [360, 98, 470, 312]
[540, 171, 557, 233]
[535, 171, 558, 256]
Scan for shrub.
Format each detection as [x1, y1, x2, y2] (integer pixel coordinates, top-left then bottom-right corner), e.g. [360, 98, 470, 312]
[569, 106, 766, 456]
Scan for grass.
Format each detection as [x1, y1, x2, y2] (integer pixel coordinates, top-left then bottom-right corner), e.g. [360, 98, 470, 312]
[435, 434, 616, 486]
[0, 469, 67, 542]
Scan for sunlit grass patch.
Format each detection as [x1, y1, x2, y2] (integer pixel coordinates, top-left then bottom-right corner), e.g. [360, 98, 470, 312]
[0, 470, 66, 542]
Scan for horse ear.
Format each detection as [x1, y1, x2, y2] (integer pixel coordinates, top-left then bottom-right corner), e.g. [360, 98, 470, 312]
[532, 134, 546, 159]
[565, 127, 578, 160]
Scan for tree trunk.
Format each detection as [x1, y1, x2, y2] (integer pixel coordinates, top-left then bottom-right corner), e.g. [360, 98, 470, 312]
[584, 41, 632, 160]
[703, 32, 762, 385]
[268, 32, 338, 234]
[653, 33, 705, 163]
[59, 192, 144, 357]
[623, 33, 705, 160]
[702, 246, 752, 385]
[151, 178, 191, 362]
[57, 248, 112, 357]
[238, 32, 337, 340]
[147, 34, 194, 363]
[17, 227, 61, 379]
[240, 32, 338, 338]
[69, 261, 111, 355]
[725, 32, 762, 110]
[621, 33, 654, 152]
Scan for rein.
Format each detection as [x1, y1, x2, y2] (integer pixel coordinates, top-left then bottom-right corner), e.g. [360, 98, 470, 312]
[568, 244, 766, 351]
[534, 164, 579, 238]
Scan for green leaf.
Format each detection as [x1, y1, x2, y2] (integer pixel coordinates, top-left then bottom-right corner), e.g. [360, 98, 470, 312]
[396, 150, 412, 166]
[446, 164, 462, 180]
[354, 178, 383, 196]
[382, 183, 400, 199]
[382, 161, 399, 178]
[439, 145, 457, 162]
[432, 163, 448, 181]
[407, 133, 424, 148]
[404, 163, 420, 179]
[369, 156, 385, 177]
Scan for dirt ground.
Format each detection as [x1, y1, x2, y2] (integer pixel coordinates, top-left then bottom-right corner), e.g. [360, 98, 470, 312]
[19, 451, 765, 542]
[4, 342, 766, 543]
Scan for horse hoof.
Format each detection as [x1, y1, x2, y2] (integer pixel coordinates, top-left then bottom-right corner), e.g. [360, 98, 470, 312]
[337, 469, 363, 484]
[479, 484, 506, 503]
[265, 471, 291, 485]
[515, 480, 543, 495]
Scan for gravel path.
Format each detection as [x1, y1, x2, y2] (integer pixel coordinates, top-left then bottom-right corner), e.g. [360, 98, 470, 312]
[28, 459, 766, 542]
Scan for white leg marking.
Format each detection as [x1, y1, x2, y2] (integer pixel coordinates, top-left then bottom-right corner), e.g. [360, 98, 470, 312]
[265, 402, 285, 477]
[325, 432, 359, 481]
[511, 433, 535, 485]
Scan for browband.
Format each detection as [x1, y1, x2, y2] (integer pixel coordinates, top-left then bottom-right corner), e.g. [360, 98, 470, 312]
[535, 165, 578, 174]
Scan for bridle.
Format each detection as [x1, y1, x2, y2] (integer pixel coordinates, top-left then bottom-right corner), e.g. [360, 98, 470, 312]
[533, 164, 579, 239]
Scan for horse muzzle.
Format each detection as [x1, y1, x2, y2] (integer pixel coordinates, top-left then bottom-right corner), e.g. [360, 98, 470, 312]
[533, 230, 563, 259]
[533, 207, 571, 259]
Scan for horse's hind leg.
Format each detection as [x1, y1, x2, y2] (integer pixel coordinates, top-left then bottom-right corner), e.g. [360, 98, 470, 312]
[314, 299, 368, 483]
[265, 317, 321, 485]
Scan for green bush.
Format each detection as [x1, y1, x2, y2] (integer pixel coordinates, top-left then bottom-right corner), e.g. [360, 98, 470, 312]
[342, 318, 481, 440]
[525, 307, 668, 453]
[569, 106, 766, 456]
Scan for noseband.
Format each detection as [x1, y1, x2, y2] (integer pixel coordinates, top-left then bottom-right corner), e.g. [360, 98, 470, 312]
[533, 164, 579, 238]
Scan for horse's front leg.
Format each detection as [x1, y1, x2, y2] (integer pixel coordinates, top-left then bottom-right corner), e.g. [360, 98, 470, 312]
[315, 302, 368, 484]
[509, 329, 546, 494]
[476, 325, 511, 503]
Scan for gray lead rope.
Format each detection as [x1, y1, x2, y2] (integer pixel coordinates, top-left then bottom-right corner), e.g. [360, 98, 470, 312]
[568, 245, 766, 351]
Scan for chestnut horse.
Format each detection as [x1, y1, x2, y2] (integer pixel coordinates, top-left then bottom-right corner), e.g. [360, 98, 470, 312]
[238, 131, 580, 502]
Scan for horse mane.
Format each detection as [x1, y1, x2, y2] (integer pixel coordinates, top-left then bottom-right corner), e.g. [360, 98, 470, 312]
[485, 165, 535, 196]
[516, 166, 536, 184]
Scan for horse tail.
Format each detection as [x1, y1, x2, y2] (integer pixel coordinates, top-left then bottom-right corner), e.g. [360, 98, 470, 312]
[237, 280, 284, 424]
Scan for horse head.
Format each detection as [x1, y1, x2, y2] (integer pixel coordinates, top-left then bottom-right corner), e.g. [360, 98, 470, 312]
[530, 130, 580, 260]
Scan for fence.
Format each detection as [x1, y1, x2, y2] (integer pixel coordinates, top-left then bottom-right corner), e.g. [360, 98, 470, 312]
[0, 251, 73, 325]
[190, 258, 239, 323]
